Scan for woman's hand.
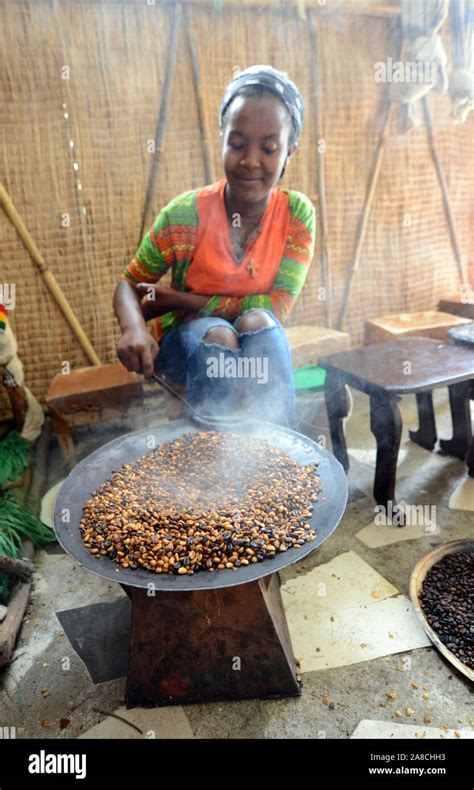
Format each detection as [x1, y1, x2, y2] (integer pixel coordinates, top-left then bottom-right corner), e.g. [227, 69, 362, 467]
[116, 326, 159, 379]
[137, 284, 209, 319]
[137, 284, 184, 319]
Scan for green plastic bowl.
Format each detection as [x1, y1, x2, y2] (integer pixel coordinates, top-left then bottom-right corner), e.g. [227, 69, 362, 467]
[293, 365, 326, 391]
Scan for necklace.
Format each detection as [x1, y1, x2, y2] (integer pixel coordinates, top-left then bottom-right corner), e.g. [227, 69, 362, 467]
[223, 183, 268, 266]
[230, 220, 261, 262]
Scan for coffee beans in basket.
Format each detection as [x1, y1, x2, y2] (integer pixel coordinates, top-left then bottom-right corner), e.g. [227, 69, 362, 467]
[419, 551, 473, 670]
[80, 431, 321, 575]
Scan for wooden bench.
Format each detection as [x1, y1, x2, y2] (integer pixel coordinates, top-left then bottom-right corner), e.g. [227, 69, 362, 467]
[285, 325, 350, 366]
[438, 297, 474, 321]
[364, 311, 471, 345]
[46, 363, 143, 465]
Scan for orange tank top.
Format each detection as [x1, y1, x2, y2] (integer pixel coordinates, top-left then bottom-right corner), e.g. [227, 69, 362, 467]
[185, 178, 290, 296]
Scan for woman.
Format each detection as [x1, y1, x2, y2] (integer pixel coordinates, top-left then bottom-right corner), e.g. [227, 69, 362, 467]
[114, 65, 316, 429]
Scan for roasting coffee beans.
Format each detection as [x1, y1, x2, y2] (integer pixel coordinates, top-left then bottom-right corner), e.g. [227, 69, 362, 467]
[419, 551, 473, 670]
[80, 431, 321, 575]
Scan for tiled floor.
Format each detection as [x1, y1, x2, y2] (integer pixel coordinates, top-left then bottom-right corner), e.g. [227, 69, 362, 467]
[0, 386, 472, 739]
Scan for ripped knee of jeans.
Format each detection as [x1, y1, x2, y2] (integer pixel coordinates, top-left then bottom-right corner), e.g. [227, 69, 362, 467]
[201, 325, 239, 350]
[235, 310, 277, 335]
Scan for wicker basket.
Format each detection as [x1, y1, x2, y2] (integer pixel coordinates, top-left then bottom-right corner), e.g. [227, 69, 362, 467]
[409, 540, 474, 683]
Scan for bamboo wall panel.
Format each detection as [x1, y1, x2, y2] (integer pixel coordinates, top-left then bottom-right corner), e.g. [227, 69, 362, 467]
[0, 0, 472, 418]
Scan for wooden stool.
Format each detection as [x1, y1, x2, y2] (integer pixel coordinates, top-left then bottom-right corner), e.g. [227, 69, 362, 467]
[285, 325, 350, 367]
[364, 311, 472, 345]
[46, 363, 143, 465]
[319, 337, 474, 518]
[124, 573, 299, 707]
[438, 297, 474, 321]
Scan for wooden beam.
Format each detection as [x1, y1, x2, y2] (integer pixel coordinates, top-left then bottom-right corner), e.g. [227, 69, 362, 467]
[65, 0, 400, 18]
[0, 541, 34, 669]
[336, 99, 394, 331]
[308, 8, 331, 326]
[139, 2, 182, 241]
[184, 5, 216, 185]
[0, 184, 101, 367]
[0, 554, 34, 582]
[421, 96, 469, 288]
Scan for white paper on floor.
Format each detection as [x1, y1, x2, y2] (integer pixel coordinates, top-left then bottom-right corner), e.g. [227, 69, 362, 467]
[449, 476, 474, 512]
[283, 551, 398, 609]
[351, 719, 474, 739]
[282, 551, 430, 672]
[356, 520, 436, 549]
[78, 705, 194, 739]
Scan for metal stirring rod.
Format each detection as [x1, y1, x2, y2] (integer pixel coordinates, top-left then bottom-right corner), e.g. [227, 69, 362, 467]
[151, 373, 241, 425]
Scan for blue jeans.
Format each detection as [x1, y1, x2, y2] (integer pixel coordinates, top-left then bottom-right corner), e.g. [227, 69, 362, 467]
[157, 309, 297, 429]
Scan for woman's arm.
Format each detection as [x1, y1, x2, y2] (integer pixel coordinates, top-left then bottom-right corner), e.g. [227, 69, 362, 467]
[136, 284, 208, 320]
[114, 279, 145, 331]
[113, 280, 159, 378]
[114, 196, 189, 377]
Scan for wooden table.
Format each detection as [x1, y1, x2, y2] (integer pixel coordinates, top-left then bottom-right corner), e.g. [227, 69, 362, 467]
[448, 322, 474, 348]
[319, 337, 474, 512]
[447, 323, 474, 477]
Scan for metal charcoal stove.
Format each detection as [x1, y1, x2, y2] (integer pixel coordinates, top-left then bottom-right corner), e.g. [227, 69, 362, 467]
[54, 417, 348, 707]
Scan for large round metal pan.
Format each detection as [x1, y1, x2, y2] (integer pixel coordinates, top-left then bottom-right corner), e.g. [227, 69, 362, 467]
[53, 417, 348, 591]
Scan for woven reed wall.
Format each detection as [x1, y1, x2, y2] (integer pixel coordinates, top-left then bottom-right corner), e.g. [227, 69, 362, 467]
[1, 0, 473, 418]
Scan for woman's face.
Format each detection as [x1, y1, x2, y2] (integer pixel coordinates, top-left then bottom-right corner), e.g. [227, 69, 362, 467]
[221, 93, 296, 205]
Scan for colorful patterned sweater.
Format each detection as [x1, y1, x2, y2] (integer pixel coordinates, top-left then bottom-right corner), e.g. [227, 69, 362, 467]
[0, 304, 7, 333]
[122, 178, 316, 342]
